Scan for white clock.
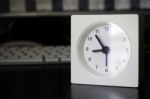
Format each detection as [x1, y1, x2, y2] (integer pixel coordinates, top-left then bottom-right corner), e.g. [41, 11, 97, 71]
[71, 14, 143, 87]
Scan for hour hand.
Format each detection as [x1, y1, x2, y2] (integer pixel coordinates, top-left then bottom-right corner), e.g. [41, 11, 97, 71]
[92, 49, 102, 52]
[95, 35, 104, 48]
[92, 47, 110, 54]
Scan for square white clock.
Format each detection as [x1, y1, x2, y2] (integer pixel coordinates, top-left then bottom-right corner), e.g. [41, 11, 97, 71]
[71, 14, 143, 87]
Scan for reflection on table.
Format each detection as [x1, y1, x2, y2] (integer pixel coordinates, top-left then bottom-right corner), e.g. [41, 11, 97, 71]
[71, 84, 138, 99]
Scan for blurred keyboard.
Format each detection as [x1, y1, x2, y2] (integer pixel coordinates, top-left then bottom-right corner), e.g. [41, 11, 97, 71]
[0, 46, 70, 65]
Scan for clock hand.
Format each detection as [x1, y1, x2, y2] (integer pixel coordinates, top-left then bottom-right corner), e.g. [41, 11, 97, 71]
[104, 46, 110, 67]
[106, 52, 108, 67]
[95, 35, 104, 48]
[92, 49, 102, 52]
[93, 47, 110, 53]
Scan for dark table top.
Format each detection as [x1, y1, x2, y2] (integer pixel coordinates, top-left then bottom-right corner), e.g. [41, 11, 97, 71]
[0, 63, 146, 99]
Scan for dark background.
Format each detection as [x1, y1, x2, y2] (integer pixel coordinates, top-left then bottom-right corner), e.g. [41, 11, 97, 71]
[0, 16, 70, 45]
[0, 15, 149, 99]
[0, 16, 71, 99]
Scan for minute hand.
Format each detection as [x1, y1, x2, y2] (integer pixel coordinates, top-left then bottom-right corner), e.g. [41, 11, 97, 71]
[95, 35, 104, 48]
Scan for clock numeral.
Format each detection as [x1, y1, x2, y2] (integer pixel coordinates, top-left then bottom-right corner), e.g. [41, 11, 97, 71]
[105, 68, 108, 72]
[123, 59, 126, 63]
[123, 37, 126, 42]
[104, 26, 109, 31]
[96, 65, 98, 69]
[95, 29, 99, 33]
[126, 48, 128, 52]
[86, 47, 89, 51]
[88, 37, 92, 41]
[116, 66, 118, 70]
[88, 57, 91, 61]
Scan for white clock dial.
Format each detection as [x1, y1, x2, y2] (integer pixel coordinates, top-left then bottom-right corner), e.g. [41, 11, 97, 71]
[78, 22, 131, 77]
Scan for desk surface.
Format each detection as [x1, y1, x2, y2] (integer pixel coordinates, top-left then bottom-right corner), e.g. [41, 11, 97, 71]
[0, 63, 146, 99]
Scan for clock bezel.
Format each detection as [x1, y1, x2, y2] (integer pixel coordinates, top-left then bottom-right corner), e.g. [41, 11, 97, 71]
[77, 22, 132, 78]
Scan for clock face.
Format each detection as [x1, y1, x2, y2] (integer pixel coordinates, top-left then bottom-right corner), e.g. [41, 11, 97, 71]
[77, 22, 131, 77]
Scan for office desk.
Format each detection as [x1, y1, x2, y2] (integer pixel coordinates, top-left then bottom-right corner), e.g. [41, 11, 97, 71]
[0, 63, 146, 99]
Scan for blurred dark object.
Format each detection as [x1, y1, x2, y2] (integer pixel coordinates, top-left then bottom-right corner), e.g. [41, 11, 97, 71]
[0, 16, 70, 46]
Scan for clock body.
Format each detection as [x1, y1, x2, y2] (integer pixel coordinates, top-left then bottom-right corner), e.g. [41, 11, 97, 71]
[71, 14, 142, 87]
